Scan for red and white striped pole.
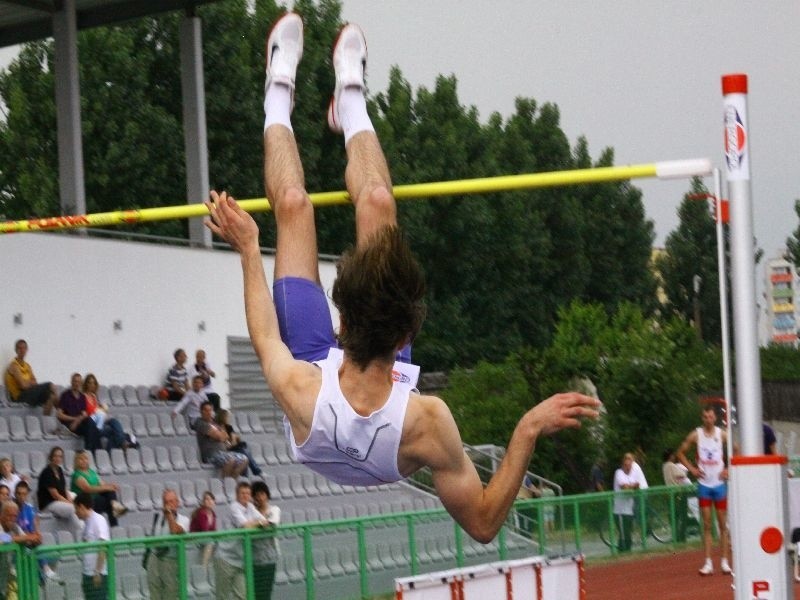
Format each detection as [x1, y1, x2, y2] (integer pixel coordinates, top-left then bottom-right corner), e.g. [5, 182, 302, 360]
[724, 73, 792, 600]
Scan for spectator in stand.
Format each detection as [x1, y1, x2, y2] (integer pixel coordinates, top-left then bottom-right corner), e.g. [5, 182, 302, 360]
[214, 481, 268, 600]
[145, 489, 190, 600]
[216, 410, 263, 477]
[15, 480, 61, 584]
[195, 402, 247, 478]
[171, 375, 207, 431]
[0, 459, 26, 496]
[162, 349, 189, 402]
[251, 480, 280, 600]
[83, 374, 135, 450]
[0, 486, 9, 504]
[37, 447, 83, 537]
[57, 373, 102, 452]
[74, 492, 109, 600]
[190, 349, 221, 412]
[70, 450, 128, 528]
[3, 339, 57, 415]
[190, 491, 218, 567]
[0, 499, 42, 599]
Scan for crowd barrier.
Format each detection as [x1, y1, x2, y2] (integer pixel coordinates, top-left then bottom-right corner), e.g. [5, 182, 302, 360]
[0, 485, 695, 599]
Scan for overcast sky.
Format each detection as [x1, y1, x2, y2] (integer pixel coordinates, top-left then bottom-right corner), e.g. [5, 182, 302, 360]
[1, 2, 797, 258]
[339, 0, 800, 259]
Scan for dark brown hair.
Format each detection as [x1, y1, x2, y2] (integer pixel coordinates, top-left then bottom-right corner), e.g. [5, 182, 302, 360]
[332, 226, 426, 369]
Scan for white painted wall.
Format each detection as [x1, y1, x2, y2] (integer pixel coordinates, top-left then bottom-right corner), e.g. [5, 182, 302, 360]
[0, 233, 337, 405]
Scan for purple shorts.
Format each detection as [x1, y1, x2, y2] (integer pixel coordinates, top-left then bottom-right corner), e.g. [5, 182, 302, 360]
[274, 277, 411, 363]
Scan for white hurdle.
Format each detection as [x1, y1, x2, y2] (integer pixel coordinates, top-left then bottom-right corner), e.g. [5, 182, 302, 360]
[394, 554, 584, 600]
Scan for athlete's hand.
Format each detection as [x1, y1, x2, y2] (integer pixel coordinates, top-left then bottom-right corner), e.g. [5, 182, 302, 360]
[720, 468, 728, 481]
[526, 392, 602, 437]
[205, 190, 260, 254]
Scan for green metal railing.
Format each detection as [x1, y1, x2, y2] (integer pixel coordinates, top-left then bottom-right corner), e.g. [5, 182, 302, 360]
[4, 485, 696, 599]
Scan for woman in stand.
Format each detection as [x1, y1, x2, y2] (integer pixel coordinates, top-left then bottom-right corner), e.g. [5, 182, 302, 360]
[70, 450, 128, 527]
[215, 410, 262, 477]
[251, 480, 280, 600]
[36, 446, 83, 537]
[190, 491, 218, 566]
[83, 373, 135, 450]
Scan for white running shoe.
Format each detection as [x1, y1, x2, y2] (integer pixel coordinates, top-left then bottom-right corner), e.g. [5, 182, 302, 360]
[265, 13, 304, 106]
[327, 23, 368, 133]
[698, 559, 713, 576]
[720, 558, 732, 574]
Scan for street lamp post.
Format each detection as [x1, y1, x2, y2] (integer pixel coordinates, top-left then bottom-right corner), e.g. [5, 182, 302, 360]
[687, 168, 734, 460]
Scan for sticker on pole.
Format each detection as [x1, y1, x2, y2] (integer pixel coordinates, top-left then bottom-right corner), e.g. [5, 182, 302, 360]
[751, 579, 772, 599]
[724, 96, 750, 181]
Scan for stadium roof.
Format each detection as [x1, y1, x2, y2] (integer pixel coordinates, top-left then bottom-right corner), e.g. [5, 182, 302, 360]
[0, 0, 221, 47]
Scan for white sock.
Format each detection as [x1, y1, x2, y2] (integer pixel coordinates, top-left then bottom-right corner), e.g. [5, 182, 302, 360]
[264, 83, 293, 132]
[339, 86, 374, 145]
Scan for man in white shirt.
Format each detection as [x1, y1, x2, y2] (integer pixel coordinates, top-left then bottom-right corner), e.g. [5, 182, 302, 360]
[215, 481, 268, 600]
[75, 492, 109, 600]
[146, 489, 191, 600]
[171, 376, 208, 430]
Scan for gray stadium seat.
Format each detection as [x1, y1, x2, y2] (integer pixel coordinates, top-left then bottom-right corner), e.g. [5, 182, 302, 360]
[0, 417, 9, 443]
[121, 573, 145, 600]
[136, 386, 151, 406]
[274, 441, 292, 465]
[313, 548, 331, 579]
[8, 416, 25, 442]
[56, 530, 75, 544]
[248, 412, 265, 434]
[29, 450, 46, 477]
[24, 415, 43, 441]
[145, 413, 162, 436]
[302, 473, 320, 497]
[109, 448, 127, 475]
[180, 480, 198, 508]
[135, 483, 153, 511]
[123, 385, 138, 406]
[125, 448, 143, 474]
[150, 482, 166, 506]
[172, 415, 189, 436]
[97, 385, 111, 407]
[41, 415, 60, 439]
[155, 447, 172, 472]
[131, 414, 147, 438]
[234, 412, 252, 434]
[184, 446, 201, 471]
[12, 450, 30, 477]
[118, 483, 135, 510]
[169, 446, 187, 471]
[223, 477, 237, 503]
[275, 474, 293, 500]
[94, 449, 112, 476]
[325, 547, 344, 578]
[109, 385, 126, 407]
[260, 442, 278, 466]
[116, 414, 131, 432]
[140, 447, 157, 473]
[209, 479, 226, 505]
[63, 449, 75, 475]
[158, 413, 176, 437]
[194, 478, 209, 499]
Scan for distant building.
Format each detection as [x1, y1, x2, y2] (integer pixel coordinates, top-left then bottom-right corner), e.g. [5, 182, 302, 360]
[764, 256, 798, 346]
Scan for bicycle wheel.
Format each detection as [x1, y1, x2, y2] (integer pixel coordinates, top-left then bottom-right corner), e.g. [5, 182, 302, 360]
[648, 507, 673, 544]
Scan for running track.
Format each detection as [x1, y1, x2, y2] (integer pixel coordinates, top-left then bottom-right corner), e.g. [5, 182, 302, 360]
[584, 549, 800, 599]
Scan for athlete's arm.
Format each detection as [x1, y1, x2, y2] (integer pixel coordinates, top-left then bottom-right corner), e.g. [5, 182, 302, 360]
[676, 430, 700, 478]
[421, 392, 600, 543]
[205, 192, 312, 421]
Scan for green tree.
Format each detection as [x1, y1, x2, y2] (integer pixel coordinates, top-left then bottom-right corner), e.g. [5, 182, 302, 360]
[656, 178, 721, 344]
